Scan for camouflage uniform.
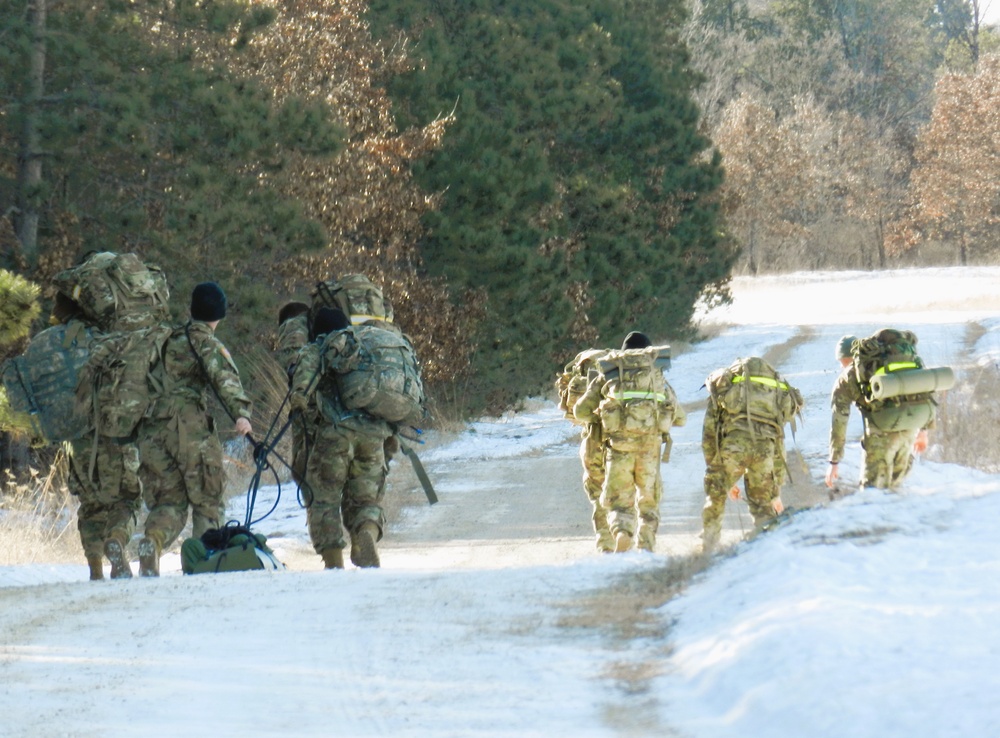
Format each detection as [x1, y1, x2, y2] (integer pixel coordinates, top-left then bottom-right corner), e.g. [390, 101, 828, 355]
[579, 421, 613, 552]
[289, 329, 393, 556]
[138, 321, 252, 551]
[574, 365, 685, 552]
[829, 365, 928, 489]
[701, 360, 801, 550]
[67, 431, 142, 571]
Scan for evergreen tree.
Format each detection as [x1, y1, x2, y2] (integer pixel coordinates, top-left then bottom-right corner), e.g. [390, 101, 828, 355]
[369, 0, 733, 409]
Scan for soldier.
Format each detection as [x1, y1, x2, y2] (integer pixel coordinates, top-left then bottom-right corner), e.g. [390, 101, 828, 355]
[573, 331, 684, 553]
[288, 307, 394, 569]
[52, 293, 142, 580]
[826, 332, 931, 491]
[136, 282, 253, 577]
[556, 348, 614, 552]
[701, 356, 803, 553]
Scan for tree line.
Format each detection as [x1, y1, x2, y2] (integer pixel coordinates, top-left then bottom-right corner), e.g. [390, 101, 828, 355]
[2, 0, 997, 429]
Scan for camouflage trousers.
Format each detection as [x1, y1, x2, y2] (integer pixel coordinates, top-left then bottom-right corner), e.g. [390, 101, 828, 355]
[600, 434, 662, 551]
[138, 412, 225, 550]
[67, 436, 142, 559]
[860, 424, 918, 489]
[702, 432, 781, 547]
[580, 428, 612, 552]
[294, 420, 390, 554]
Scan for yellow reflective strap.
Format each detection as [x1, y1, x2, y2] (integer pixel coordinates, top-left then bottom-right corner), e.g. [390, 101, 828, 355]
[874, 361, 918, 375]
[350, 314, 393, 325]
[731, 375, 789, 391]
[609, 390, 667, 403]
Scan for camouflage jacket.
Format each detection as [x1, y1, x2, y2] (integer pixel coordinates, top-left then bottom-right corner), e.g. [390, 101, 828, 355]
[148, 321, 251, 422]
[828, 365, 866, 464]
[573, 372, 685, 441]
[275, 313, 309, 377]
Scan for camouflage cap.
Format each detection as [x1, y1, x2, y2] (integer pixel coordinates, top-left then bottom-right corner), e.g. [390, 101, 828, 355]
[836, 335, 858, 360]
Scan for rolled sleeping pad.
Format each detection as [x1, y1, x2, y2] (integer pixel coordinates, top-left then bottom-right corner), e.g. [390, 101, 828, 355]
[869, 366, 955, 400]
[599, 346, 671, 378]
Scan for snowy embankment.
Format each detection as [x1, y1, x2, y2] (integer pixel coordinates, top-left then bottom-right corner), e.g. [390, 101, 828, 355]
[2, 266, 1000, 737]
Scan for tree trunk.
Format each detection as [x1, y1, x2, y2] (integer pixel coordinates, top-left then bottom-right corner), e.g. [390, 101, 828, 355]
[14, 0, 48, 268]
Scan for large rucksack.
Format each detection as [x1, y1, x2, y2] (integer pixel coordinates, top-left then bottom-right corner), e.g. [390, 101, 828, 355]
[851, 328, 936, 432]
[707, 356, 803, 432]
[76, 323, 175, 439]
[321, 323, 426, 425]
[181, 525, 284, 574]
[556, 348, 607, 423]
[0, 321, 95, 442]
[51, 252, 170, 332]
[311, 274, 394, 327]
[594, 346, 675, 437]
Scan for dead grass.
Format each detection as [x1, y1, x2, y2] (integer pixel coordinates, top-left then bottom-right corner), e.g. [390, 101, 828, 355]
[0, 449, 81, 565]
[557, 553, 715, 640]
[930, 361, 1000, 473]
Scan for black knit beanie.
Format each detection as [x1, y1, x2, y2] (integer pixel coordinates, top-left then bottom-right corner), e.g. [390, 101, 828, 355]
[622, 331, 652, 350]
[278, 301, 310, 326]
[310, 307, 350, 341]
[191, 282, 227, 322]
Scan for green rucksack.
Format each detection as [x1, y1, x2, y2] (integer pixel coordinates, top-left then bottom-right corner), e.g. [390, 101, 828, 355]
[594, 346, 675, 437]
[320, 323, 426, 425]
[311, 273, 394, 327]
[555, 348, 608, 423]
[51, 252, 170, 333]
[0, 321, 96, 442]
[181, 526, 284, 574]
[851, 328, 935, 432]
[76, 323, 175, 439]
[707, 356, 803, 432]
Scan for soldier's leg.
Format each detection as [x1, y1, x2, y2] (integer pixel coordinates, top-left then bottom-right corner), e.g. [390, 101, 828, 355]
[343, 430, 389, 568]
[744, 440, 779, 531]
[187, 434, 226, 540]
[67, 439, 106, 579]
[887, 429, 919, 488]
[138, 425, 189, 575]
[860, 431, 891, 489]
[635, 441, 663, 552]
[305, 425, 351, 556]
[581, 432, 613, 552]
[702, 450, 742, 552]
[94, 440, 141, 579]
[601, 444, 639, 550]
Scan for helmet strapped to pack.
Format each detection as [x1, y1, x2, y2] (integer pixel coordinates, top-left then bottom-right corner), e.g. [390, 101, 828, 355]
[310, 274, 393, 327]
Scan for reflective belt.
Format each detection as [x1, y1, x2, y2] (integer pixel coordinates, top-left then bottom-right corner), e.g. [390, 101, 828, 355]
[874, 361, 919, 375]
[351, 314, 392, 325]
[732, 375, 789, 391]
[608, 389, 667, 403]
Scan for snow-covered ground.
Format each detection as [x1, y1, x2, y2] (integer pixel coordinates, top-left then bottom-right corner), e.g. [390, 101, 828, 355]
[3, 266, 1000, 737]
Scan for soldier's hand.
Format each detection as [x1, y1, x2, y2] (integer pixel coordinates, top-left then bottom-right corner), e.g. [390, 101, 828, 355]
[913, 429, 929, 455]
[771, 497, 785, 515]
[825, 462, 839, 488]
[234, 417, 252, 437]
[728, 484, 741, 501]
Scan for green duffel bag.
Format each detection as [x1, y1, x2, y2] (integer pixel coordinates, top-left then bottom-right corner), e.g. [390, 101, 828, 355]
[181, 526, 285, 575]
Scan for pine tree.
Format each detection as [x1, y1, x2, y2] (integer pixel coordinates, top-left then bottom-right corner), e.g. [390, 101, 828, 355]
[369, 0, 733, 408]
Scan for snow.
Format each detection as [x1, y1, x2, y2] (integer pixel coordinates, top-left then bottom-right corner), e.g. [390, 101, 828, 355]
[3, 266, 1000, 737]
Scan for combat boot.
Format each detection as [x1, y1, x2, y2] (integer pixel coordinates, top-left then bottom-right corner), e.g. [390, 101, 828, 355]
[104, 536, 133, 579]
[350, 521, 381, 568]
[614, 531, 633, 553]
[320, 547, 345, 570]
[86, 555, 105, 581]
[138, 535, 161, 577]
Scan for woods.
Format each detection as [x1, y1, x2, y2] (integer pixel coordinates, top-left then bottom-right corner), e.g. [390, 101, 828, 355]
[1, 0, 999, 421]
